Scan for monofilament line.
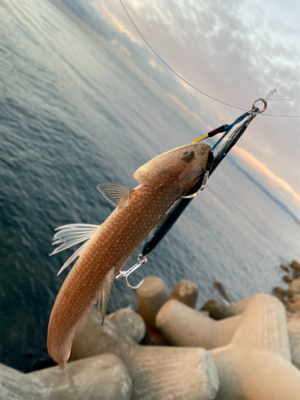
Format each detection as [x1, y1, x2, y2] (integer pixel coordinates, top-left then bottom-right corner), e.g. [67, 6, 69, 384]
[266, 66, 300, 101]
[119, 0, 300, 118]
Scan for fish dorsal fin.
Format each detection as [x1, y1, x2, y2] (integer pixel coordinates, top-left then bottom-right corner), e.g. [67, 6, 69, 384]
[97, 183, 133, 209]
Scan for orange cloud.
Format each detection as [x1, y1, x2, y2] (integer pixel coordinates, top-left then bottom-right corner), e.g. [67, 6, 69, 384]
[233, 146, 300, 207]
[120, 45, 131, 56]
[149, 58, 164, 73]
[149, 58, 157, 68]
[168, 93, 212, 130]
[110, 39, 131, 55]
[93, 2, 143, 46]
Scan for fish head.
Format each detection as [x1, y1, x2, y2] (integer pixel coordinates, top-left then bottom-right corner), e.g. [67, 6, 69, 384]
[133, 142, 211, 191]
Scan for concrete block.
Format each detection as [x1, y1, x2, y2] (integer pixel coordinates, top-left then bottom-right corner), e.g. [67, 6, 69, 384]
[107, 308, 146, 343]
[201, 299, 237, 320]
[0, 363, 43, 400]
[136, 276, 171, 327]
[156, 299, 241, 349]
[1, 352, 132, 400]
[273, 286, 288, 304]
[70, 308, 135, 362]
[289, 279, 300, 296]
[230, 296, 251, 314]
[71, 307, 219, 400]
[273, 286, 286, 296]
[291, 260, 300, 271]
[28, 354, 132, 400]
[210, 294, 300, 400]
[287, 318, 300, 369]
[171, 279, 198, 308]
[288, 300, 300, 312]
[293, 270, 300, 279]
[142, 323, 171, 346]
[283, 274, 293, 283]
[291, 294, 300, 303]
[231, 294, 291, 358]
[211, 348, 300, 400]
[128, 346, 219, 400]
[280, 263, 289, 272]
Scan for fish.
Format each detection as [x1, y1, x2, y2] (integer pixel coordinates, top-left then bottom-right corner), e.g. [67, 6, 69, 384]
[47, 142, 211, 368]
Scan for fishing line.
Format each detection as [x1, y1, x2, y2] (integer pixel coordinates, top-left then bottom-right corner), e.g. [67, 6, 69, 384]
[266, 67, 300, 101]
[119, 0, 300, 118]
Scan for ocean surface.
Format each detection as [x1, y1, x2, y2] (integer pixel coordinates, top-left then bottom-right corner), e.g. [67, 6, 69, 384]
[1, 0, 300, 372]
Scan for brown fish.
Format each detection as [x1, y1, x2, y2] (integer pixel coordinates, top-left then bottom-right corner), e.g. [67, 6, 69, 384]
[47, 142, 210, 368]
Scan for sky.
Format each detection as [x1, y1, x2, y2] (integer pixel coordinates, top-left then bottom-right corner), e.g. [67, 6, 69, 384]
[61, 0, 300, 208]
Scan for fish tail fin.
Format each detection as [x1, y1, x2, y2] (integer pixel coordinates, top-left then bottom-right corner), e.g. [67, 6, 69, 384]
[63, 367, 78, 396]
[48, 267, 115, 369]
[47, 266, 115, 370]
[48, 319, 81, 370]
[94, 267, 115, 325]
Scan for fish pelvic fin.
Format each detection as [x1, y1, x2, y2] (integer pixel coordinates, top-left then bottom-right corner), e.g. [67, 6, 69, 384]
[92, 267, 115, 325]
[97, 183, 133, 210]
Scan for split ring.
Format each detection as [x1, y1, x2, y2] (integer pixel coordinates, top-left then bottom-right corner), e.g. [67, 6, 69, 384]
[252, 98, 267, 114]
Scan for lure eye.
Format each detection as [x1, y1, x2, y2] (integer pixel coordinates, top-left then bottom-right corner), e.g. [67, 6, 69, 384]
[181, 150, 195, 162]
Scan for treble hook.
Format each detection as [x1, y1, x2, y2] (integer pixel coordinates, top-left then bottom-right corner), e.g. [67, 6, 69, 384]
[115, 254, 147, 289]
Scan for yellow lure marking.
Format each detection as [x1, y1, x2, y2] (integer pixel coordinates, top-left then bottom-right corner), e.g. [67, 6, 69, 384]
[192, 134, 209, 143]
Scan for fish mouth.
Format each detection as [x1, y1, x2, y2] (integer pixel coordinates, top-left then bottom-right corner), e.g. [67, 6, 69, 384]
[134, 184, 150, 191]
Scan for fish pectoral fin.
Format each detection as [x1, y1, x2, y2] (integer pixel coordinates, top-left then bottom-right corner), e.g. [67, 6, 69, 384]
[56, 242, 87, 276]
[50, 223, 100, 275]
[97, 183, 133, 210]
[92, 268, 115, 325]
[50, 223, 99, 255]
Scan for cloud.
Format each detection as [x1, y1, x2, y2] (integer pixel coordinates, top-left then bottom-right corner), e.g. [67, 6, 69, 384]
[120, 45, 131, 56]
[122, 0, 300, 115]
[110, 39, 131, 55]
[149, 58, 164, 72]
[93, 0, 300, 197]
[149, 58, 157, 68]
[93, 0, 143, 45]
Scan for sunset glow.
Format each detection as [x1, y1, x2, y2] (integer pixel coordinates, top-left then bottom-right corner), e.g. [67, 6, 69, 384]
[93, 1, 143, 45]
[233, 146, 300, 207]
[168, 93, 212, 130]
